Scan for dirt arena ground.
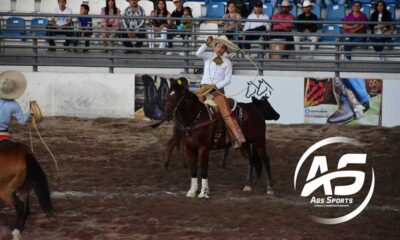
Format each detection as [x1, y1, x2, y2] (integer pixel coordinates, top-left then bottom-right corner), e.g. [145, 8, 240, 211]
[1, 117, 399, 240]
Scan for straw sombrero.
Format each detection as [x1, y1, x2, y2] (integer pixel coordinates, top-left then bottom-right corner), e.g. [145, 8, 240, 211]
[30, 100, 43, 123]
[0, 70, 27, 99]
[211, 35, 240, 53]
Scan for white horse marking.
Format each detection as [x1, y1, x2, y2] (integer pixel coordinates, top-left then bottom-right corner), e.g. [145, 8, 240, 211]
[12, 229, 21, 240]
[186, 178, 198, 198]
[169, 91, 175, 96]
[198, 179, 210, 198]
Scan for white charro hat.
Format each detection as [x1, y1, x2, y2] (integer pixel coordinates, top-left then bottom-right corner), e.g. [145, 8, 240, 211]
[302, 0, 315, 8]
[0, 70, 27, 100]
[211, 35, 240, 53]
[280, 0, 293, 8]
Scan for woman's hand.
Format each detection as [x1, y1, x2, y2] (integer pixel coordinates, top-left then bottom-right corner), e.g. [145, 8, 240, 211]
[206, 36, 213, 46]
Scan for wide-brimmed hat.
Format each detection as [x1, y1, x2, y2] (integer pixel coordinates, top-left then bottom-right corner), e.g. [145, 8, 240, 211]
[280, 0, 293, 8]
[301, 0, 315, 8]
[0, 70, 27, 99]
[211, 35, 239, 53]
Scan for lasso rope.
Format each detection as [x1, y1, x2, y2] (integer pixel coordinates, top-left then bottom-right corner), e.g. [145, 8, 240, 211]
[29, 117, 59, 172]
[206, 45, 261, 98]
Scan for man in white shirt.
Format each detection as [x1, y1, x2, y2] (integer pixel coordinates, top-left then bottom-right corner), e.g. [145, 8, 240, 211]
[196, 36, 245, 149]
[46, 0, 73, 50]
[242, 0, 270, 49]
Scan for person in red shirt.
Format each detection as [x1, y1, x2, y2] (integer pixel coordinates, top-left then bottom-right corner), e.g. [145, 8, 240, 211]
[270, 0, 295, 42]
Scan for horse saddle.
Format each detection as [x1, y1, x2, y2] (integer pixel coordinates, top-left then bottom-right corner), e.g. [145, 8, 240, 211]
[203, 94, 237, 113]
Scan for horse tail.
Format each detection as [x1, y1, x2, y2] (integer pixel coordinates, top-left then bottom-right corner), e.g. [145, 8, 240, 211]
[25, 154, 54, 217]
[252, 146, 263, 178]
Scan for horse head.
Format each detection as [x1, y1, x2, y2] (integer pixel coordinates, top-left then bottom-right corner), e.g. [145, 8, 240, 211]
[164, 78, 190, 121]
[251, 96, 280, 121]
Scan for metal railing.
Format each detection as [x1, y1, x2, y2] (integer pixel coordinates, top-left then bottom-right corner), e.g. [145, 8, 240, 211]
[0, 12, 399, 76]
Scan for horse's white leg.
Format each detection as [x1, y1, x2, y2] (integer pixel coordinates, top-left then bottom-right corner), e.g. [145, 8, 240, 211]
[12, 229, 21, 240]
[198, 179, 210, 198]
[186, 178, 198, 197]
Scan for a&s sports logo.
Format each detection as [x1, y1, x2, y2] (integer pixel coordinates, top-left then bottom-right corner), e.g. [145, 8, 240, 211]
[294, 137, 375, 225]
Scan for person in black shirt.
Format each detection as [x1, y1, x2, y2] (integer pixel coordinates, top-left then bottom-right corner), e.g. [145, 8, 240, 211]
[293, 0, 319, 54]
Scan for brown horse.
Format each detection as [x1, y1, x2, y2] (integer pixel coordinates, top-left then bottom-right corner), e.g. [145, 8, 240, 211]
[164, 79, 274, 198]
[0, 140, 54, 240]
[164, 96, 280, 169]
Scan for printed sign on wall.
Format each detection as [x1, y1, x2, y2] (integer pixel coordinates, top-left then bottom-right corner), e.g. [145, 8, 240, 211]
[304, 78, 383, 125]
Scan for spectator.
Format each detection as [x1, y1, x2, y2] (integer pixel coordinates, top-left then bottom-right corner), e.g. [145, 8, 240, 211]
[270, 0, 295, 57]
[46, 0, 73, 51]
[271, 0, 295, 41]
[241, 0, 270, 49]
[219, 1, 242, 40]
[342, 1, 368, 60]
[147, 0, 173, 50]
[73, 4, 92, 53]
[121, 0, 146, 52]
[369, 0, 394, 54]
[294, 0, 319, 56]
[170, 0, 184, 49]
[177, 7, 193, 35]
[100, 0, 121, 51]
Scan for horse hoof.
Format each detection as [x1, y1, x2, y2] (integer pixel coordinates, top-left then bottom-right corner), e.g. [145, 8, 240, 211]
[243, 186, 252, 192]
[267, 190, 274, 195]
[12, 229, 21, 240]
[186, 191, 196, 198]
[198, 192, 210, 199]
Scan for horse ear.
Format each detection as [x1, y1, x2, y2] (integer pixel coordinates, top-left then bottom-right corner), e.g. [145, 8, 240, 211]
[251, 96, 258, 103]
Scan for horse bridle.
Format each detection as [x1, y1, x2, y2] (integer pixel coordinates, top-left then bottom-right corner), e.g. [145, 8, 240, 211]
[166, 89, 217, 132]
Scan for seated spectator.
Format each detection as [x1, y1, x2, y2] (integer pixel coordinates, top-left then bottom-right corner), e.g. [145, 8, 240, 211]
[170, 0, 185, 49]
[218, 1, 242, 40]
[270, 0, 295, 57]
[147, 0, 173, 50]
[46, 0, 73, 51]
[271, 0, 295, 41]
[73, 4, 92, 53]
[241, 0, 270, 49]
[369, 0, 394, 54]
[100, 0, 121, 50]
[121, 0, 146, 52]
[294, 0, 319, 56]
[342, 1, 368, 60]
[177, 7, 193, 37]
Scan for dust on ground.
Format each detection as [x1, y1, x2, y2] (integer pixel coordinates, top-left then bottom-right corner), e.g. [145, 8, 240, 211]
[0, 117, 399, 240]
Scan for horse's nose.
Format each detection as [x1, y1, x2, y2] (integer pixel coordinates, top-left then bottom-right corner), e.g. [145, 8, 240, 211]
[274, 113, 280, 120]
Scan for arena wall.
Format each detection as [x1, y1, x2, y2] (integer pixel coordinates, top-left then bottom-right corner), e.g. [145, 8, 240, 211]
[4, 69, 400, 127]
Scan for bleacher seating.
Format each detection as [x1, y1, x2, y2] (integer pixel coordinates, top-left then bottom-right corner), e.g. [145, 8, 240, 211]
[116, 0, 129, 11]
[326, 4, 345, 20]
[4, 17, 26, 37]
[198, 22, 218, 40]
[139, 0, 155, 16]
[205, 2, 225, 18]
[88, 0, 104, 15]
[386, 4, 396, 19]
[290, 5, 297, 17]
[263, 3, 274, 18]
[319, 24, 341, 43]
[312, 4, 322, 19]
[361, 4, 371, 18]
[15, 0, 36, 13]
[166, 1, 175, 12]
[29, 18, 49, 36]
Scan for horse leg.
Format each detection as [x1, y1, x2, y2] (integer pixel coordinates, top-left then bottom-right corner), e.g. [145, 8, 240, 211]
[198, 147, 210, 198]
[11, 192, 29, 240]
[254, 145, 274, 195]
[185, 148, 198, 198]
[242, 143, 253, 192]
[164, 133, 176, 170]
[221, 147, 230, 168]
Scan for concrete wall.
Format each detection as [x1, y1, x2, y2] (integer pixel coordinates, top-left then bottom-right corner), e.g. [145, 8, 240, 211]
[2, 68, 399, 126]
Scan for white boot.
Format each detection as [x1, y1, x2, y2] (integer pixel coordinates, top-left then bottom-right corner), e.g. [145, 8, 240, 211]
[186, 178, 198, 197]
[198, 178, 210, 198]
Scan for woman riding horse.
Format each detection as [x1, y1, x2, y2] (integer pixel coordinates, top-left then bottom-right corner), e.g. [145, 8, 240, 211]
[196, 35, 245, 149]
[0, 71, 53, 240]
